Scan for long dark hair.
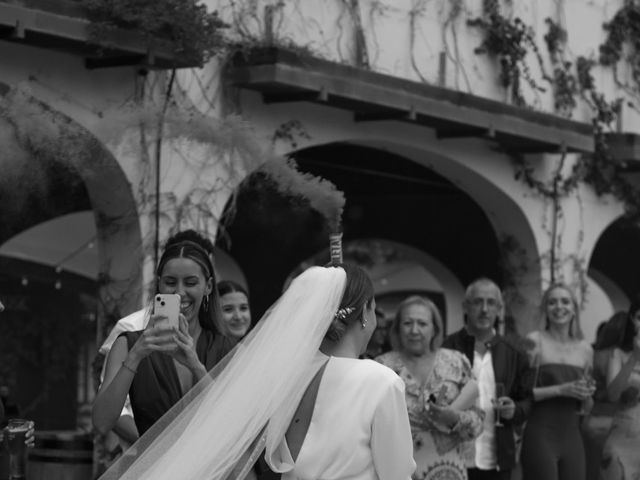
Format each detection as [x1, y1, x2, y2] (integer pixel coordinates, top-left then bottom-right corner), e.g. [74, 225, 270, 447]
[324, 263, 374, 342]
[156, 231, 222, 334]
[594, 311, 627, 350]
[620, 296, 640, 352]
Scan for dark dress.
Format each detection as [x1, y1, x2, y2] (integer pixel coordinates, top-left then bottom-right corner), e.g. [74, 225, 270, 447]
[122, 329, 233, 435]
[521, 364, 585, 480]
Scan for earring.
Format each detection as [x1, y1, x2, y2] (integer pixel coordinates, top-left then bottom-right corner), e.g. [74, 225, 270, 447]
[361, 318, 367, 329]
[203, 295, 209, 312]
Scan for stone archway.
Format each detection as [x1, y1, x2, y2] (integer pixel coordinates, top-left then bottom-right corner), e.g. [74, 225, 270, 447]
[217, 139, 542, 334]
[293, 139, 543, 333]
[236, 98, 546, 331]
[0, 82, 143, 334]
[584, 215, 640, 339]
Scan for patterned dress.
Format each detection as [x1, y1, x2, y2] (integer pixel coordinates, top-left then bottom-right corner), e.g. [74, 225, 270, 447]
[600, 348, 640, 480]
[376, 349, 484, 480]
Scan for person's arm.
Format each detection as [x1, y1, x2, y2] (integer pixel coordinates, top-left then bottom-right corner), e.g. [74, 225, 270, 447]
[526, 332, 592, 402]
[112, 414, 139, 445]
[449, 379, 478, 411]
[171, 315, 207, 382]
[607, 345, 640, 402]
[371, 377, 416, 480]
[93, 318, 177, 435]
[427, 352, 483, 441]
[503, 349, 534, 425]
[533, 382, 588, 401]
[93, 337, 135, 435]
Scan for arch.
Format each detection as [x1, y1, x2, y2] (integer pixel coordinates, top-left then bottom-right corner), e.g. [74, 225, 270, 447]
[0, 82, 143, 329]
[296, 138, 543, 333]
[218, 137, 542, 334]
[589, 215, 640, 300]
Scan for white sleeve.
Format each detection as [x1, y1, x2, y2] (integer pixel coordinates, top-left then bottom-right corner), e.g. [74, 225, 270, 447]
[121, 395, 134, 417]
[371, 376, 416, 480]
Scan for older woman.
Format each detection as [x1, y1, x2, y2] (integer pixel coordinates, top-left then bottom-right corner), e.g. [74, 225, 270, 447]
[521, 283, 595, 480]
[600, 297, 640, 480]
[376, 295, 483, 480]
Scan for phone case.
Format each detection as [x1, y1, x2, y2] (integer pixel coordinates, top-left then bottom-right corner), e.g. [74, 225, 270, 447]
[153, 294, 181, 329]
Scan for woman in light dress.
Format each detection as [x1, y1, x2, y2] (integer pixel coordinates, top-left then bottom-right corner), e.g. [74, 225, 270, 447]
[376, 296, 483, 480]
[600, 297, 640, 480]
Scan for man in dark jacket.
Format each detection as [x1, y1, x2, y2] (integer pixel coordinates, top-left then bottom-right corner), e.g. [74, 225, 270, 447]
[443, 278, 533, 480]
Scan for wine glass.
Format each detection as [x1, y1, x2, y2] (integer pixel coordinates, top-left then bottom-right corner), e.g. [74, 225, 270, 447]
[492, 382, 505, 427]
[577, 365, 595, 415]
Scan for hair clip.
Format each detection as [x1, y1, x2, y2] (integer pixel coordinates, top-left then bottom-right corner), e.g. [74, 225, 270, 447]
[334, 306, 355, 321]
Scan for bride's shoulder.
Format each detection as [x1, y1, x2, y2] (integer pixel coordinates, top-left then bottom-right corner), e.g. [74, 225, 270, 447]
[350, 357, 402, 385]
[373, 350, 401, 367]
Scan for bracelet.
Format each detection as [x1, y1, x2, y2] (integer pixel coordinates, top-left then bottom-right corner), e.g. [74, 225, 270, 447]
[121, 361, 137, 375]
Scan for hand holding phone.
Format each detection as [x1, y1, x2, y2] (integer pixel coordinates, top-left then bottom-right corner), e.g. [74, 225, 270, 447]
[153, 294, 181, 330]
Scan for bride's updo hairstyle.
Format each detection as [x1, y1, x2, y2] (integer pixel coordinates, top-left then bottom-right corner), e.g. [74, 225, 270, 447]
[324, 263, 374, 342]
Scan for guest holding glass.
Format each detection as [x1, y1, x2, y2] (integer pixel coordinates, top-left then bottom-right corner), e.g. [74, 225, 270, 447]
[600, 298, 640, 480]
[520, 283, 595, 480]
[0, 304, 35, 479]
[376, 295, 483, 480]
[443, 278, 533, 480]
[582, 312, 627, 480]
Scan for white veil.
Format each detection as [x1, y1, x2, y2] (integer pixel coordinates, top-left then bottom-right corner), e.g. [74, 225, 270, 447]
[100, 265, 347, 480]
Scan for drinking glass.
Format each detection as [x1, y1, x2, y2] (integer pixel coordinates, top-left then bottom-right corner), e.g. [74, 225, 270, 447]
[577, 365, 595, 415]
[492, 383, 505, 427]
[5, 418, 29, 480]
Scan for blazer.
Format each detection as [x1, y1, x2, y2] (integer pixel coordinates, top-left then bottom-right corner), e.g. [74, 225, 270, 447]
[442, 327, 533, 471]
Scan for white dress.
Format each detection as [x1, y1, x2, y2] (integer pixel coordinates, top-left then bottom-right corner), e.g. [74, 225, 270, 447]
[266, 356, 416, 480]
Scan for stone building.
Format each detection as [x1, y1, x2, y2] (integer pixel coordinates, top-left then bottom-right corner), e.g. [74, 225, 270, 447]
[1, 0, 639, 427]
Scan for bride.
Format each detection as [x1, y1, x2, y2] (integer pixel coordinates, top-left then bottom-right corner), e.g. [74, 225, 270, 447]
[101, 263, 416, 479]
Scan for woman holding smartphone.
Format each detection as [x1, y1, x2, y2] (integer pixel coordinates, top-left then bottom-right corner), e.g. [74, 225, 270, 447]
[93, 235, 233, 437]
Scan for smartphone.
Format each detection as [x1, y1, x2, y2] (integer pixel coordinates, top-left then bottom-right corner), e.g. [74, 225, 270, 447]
[153, 294, 180, 329]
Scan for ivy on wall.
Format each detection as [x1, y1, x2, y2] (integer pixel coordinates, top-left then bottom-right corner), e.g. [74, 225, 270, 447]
[85, 0, 227, 66]
[467, 0, 549, 106]
[465, 1, 640, 294]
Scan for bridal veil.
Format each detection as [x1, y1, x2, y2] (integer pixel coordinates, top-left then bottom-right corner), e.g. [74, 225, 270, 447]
[100, 265, 347, 479]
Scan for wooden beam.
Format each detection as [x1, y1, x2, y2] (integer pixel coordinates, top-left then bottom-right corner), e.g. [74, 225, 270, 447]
[436, 126, 494, 139]
[85, 55, 146, 69]
[262, 88, 328, 104]
[228, 48, 596, 154]
[355, 107, 416, 123]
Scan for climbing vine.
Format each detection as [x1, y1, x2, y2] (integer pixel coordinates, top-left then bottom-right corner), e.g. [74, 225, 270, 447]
[467, 0, 548, 106]
[85, 0, 227, 66]
[600, 0, 640, 99]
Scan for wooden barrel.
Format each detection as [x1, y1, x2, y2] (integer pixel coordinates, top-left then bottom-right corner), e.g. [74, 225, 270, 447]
[27, 432, 93, 480]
